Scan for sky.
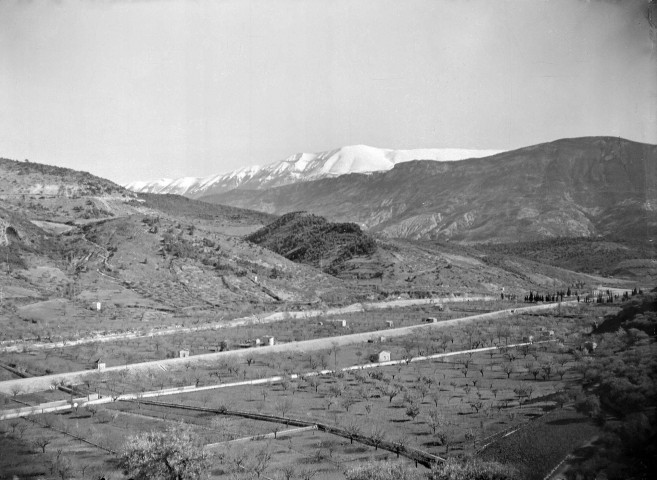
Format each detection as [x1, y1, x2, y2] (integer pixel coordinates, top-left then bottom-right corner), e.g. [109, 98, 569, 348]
[1, 0, 656, 185]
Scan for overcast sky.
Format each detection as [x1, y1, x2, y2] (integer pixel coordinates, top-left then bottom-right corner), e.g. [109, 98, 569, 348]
[1, 0, 655, 184]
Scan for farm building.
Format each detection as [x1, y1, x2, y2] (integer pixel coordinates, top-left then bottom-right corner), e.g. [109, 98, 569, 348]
[378, 351, 391, 362]
[385, 320, 394, 327]
[179, 350, 190, 358]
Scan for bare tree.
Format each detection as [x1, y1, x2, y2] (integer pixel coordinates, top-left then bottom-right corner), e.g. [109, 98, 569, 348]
[53, 456, 74, 480]
[470, 400, 484, 414]
[276, 397, 294, 418]
[278, 465, 296, 480]
[33, 436, 52, 453]
[16, 422, 29, 439]
[341, 396, 357, 412]
[307, 376, 320, 393]
[8, 419, 21, 434]
[392, 434, 410, 458]
[250, 444, 272, 479]
[369, 426, 385, 450]
[436, 426, 453, 453]
[345, 420, 361, 444]
[426, 408, 445, 434]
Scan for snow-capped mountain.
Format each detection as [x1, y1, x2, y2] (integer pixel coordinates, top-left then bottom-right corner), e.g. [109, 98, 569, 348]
[124, 145, 503, 198]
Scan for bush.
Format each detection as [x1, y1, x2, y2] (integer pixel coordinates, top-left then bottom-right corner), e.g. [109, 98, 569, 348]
[345, 461, 426, 480]
[429, 457, 519, 480]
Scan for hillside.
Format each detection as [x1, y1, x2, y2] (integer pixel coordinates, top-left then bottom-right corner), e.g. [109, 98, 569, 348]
[244, 214, 624, 299]
[595, 290, 657, 335]
[125, 145, 502, 197]
[245, 212, 377, 275]
[201, 137, 657, 245]
[0, 152, 641, 345]
[478, 237, 657, 282]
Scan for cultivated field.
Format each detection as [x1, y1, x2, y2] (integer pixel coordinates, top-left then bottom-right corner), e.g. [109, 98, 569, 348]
[0, 301, 615, 479]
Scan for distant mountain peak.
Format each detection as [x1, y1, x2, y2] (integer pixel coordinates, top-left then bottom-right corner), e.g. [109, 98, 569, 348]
[124, 145, 503, 198]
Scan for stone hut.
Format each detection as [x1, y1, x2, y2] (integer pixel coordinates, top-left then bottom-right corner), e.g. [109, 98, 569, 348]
[378, 351, 391, 362]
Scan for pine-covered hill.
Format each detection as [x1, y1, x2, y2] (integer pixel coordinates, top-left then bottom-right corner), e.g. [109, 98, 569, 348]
[245, 212, 377, 275]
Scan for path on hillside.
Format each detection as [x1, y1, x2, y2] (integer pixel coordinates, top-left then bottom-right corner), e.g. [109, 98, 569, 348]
[0, 301, 573, 395]
[0, 295, 499, 353]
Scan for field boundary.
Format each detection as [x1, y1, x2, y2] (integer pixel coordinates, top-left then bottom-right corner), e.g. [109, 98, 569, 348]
[134, 399, 446, 468]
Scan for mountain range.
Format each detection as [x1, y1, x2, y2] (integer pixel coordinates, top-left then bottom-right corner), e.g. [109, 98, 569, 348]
[125, 145, 502, 198]
[199, 137, 657, 244]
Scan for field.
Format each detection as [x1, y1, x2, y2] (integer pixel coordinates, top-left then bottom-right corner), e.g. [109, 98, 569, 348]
[1, 299, 527, 375]
[0, 302, 615, 479]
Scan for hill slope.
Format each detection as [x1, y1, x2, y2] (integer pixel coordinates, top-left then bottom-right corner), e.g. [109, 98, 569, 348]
[202, 137, 657, 244]
[125, 145, 502, 198]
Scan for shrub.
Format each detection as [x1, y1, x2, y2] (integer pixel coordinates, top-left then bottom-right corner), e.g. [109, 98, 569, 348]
[429, 457, 519, 480]
[345, 461, 425, 480]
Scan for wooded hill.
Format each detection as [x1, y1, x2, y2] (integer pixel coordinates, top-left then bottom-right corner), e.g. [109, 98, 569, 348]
[246, 212, 377, 275]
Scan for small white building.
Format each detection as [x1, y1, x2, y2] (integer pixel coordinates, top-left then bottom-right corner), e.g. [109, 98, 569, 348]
[378, 351, 391, 362]
[179, 350, 190, 358]
[424, 317, 438, 323]
[385, 320, 394, 327]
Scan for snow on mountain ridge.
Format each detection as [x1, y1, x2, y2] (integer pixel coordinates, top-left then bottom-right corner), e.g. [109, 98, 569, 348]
[125, 145, 503, 198]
